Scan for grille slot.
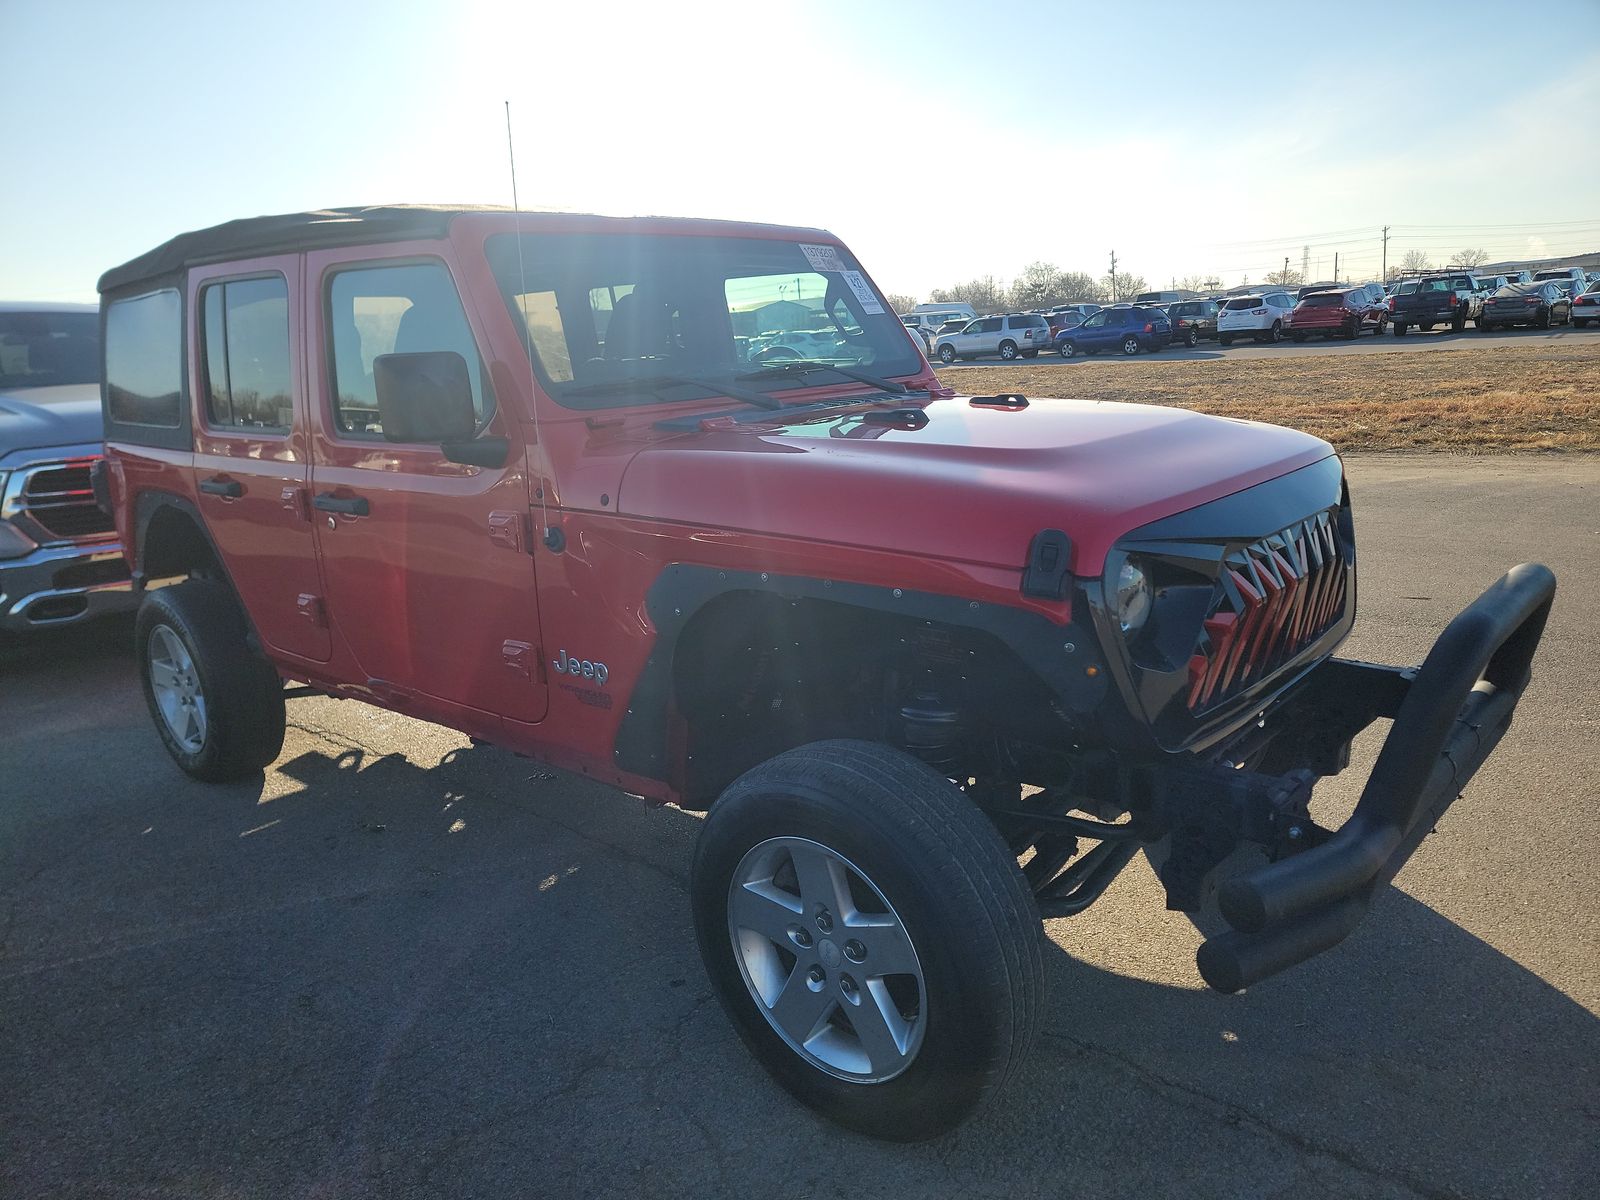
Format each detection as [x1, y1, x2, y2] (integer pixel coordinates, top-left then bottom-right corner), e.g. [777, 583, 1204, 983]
[1185, 510, 1347, 711]
[13, 459, 115, 542]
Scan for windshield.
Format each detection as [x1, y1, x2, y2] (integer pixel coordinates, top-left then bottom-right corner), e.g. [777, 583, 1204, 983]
[486, 233, 921, 409]
[0, 310, 99, 390]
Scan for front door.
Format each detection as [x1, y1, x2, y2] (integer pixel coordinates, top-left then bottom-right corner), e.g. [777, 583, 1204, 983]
[189, 257, 330, 662]
[306, 250, 547, 724]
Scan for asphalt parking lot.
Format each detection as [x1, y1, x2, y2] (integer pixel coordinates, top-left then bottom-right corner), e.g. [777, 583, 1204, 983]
[939, 322, 1597, 366]
[3, 455, 1597, 1200]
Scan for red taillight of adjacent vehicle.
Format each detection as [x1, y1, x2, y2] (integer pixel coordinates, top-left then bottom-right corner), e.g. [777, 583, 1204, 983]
[1143, 322, 1154, 333]
[1525, 297, 1540, 304]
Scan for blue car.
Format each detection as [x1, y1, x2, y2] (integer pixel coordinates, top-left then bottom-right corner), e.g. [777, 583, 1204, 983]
[1054, 305, 1172, 358]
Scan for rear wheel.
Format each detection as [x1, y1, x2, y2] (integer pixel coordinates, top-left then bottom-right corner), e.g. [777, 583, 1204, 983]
[1344, 317, 1359, 339]
[998, 340, 1019, 361]
[1183, 327, 1198, 347]
[691, 741, 1044, 1142]
[1478, 319, 1495, 332]
[1452, 309, 1467, 333]
[1393, 322, 1408, 336]
[1535, 307, 1550, 330]
[1268, 320, 1283, 343]
[1121, 334, 1140, 355]
[1218, 334, 1233, 346]
[937, 344, 956, 363]
[1058, 340, 1078, 359]
[136, 580, 285, 782]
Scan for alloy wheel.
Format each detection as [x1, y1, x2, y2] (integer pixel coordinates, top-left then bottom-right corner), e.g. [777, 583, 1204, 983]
[148, 624, 207, 752]
[727, 836, 926, 1083]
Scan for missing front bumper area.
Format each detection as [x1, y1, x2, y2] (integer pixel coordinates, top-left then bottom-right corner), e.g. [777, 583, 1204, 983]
[991, 562, 1557, 994]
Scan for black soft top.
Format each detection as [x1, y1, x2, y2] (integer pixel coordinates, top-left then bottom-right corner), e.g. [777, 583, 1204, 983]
[98, 204, 508, 294]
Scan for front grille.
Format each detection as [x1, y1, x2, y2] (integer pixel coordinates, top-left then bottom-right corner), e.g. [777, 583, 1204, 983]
[13, 458, 115, 542]
[1185, 509, 1347, 711]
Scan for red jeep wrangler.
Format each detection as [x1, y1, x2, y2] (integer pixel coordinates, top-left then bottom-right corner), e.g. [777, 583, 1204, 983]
[97, 207, 1555, 1140]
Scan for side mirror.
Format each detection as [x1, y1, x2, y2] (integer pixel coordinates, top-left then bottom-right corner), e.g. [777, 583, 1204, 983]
[374, 351, 477, 444]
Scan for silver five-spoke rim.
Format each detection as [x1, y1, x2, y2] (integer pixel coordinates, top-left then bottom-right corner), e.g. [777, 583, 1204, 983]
[728, 836, 926, 1083]
[148, 624, 206, 752]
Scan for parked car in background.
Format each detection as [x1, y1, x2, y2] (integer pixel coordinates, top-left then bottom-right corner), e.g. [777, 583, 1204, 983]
[1166, 299, 1220, 346]
[1532, 267, 1587, 290]
[1050, 302, 1101, 319]
[1044, 310, 1086, 339]
[1388, 272, 1481, 335]
[1571, 279, 1600, 327]
[1132, 290, 1196, 305]
[1474, 274, 1509, 294]
[1217, 291, 1295, 345]
[1498, 270, 1534, 285]
[0, 301, 136, 636]
[934, 313, 1050, 362]
[1054, 305, 1171, 357]
[1287, 288, 1386, 340]
[750, 329, 845, 362]
[1296, 283, 1342, 299]
[1477, 282, 1572, 331]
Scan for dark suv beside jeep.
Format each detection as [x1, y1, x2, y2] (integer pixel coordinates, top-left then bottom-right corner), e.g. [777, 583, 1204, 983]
[99, 206, 1555, 1142]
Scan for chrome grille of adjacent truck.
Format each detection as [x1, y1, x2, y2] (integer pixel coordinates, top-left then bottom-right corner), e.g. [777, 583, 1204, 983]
[10, 458, 115, 542]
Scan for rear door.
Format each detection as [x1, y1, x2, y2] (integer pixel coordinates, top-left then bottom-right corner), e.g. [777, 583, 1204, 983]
[305, 249, 547, 723]
[189, 257, 330, 662]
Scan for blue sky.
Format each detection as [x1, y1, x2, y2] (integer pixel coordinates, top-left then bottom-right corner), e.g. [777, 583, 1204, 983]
[5, 0, 1598, 302]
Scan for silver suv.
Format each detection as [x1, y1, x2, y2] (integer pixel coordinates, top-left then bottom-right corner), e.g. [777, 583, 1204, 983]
[934, 313, 1051, 362]
[0, 302, 135, 634]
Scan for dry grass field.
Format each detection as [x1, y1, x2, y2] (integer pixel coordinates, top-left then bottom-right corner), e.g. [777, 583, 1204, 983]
[936, 338, 1600, 452]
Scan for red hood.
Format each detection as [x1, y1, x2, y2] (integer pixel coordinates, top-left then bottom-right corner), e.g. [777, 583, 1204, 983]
[616, 394, 1334, 576]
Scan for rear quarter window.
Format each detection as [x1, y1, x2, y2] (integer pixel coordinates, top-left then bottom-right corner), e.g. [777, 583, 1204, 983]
[105, 289, 183, 428]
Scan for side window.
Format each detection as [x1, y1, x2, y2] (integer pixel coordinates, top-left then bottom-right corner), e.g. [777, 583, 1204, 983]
[325, 261, 492, 438]
[978, 317, 1003, 333]
[106, 289, 183, 427]
[200, 276, 292, 431]
[1083, 312, 1107, 328]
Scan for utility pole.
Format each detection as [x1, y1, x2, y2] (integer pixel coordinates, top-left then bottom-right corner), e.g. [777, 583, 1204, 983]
[1333, 251, 1339, 282]
[1283, 256, 1289, 283]
[1109, 250, 1118, 301]
[1382, 225, 1390, 281]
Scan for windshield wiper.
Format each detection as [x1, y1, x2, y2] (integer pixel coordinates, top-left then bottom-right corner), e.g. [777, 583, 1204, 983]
[563, 371, 781, 410]
[737, 360, 911, 395]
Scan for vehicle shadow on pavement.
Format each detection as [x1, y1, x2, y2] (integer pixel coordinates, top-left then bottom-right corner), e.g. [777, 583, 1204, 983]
[3, 640, 1597, 1199]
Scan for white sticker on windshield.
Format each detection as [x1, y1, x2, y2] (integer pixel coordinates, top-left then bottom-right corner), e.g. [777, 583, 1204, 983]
[841, 269, 885, 314]
[799, 243, 845, 273]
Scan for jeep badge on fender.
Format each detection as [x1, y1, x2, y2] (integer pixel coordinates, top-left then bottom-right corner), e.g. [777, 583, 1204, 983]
[553, 649, 607, 687]
[101, 205, 1556, 1142]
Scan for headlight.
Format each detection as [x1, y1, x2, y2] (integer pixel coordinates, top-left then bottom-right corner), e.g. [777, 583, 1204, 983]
[1114, 559, 1152, 635]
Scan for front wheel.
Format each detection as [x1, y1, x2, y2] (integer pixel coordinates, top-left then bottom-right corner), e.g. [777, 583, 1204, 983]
[691, 741, 1044, 1142]
[997, 340, 1019, 361]
[136, 580, 286, 782]
[1393, 322, 1408, 337]
[937, 344, 956, 363]
[1218, 334, 1233, 346]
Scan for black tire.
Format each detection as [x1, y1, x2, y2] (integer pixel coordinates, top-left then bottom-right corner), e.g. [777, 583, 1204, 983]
[1291, 331, 1307, 343]
[1535, 307, 1550, 330]
[1021, 349, 1039, 359]
[998, 340, 1019, 361]
[691, 740, 1044, 1142]
[1057, 340, 1078, 359]
[1183, 327, 1198, 347]
[1268, 320, 1283, 343]
[1218, 334, 1233, 346]
[1393, 322, 1408, 337]
[135, 580, 285, 782]
[1344, 318, 1359, 339]
[1478, 319, 1495, 332]
[937, 344, 956, 363]
[1420, 321, 1434, 332]
[1452, 310, 1467, 333]
[1120, 334, 1140, 356]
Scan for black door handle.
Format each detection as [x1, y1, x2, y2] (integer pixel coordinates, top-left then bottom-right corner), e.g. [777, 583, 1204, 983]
[199, 477, 243, 498]
[313, 492, 370, 517]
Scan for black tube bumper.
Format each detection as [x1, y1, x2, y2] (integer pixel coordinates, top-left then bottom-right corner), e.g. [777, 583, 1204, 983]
[1196, 562, 1557, 993]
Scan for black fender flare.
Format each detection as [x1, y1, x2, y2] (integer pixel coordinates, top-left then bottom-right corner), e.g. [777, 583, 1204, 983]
[612, 564, 1111, 782]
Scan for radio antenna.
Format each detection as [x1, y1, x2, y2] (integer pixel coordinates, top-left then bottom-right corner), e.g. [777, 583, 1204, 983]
[505, 100, 556, 550]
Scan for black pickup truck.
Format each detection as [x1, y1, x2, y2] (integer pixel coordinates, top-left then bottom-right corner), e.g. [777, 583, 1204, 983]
[1389, 272, 1482, 335]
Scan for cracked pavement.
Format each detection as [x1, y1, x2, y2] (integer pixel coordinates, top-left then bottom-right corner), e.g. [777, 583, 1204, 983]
[2, 456, 1597, 1198]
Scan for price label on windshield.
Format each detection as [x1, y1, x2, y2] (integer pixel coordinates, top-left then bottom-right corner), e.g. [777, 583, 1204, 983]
[841, 269, 884, 314]
[799, 243, 844, 273]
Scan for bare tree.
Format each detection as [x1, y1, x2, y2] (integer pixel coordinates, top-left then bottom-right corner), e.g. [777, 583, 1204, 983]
[884, 293, 919, 315]
[1263, 266, 1305, 286]
[1099, 271, 1147, 302]
[930, 276, 1007, 313]
[1057, 271, 1102, 303]
[1175, 274, 1211, 294]
[1398, 249, 1432, 276]
[1452, 248, 1490, 269]
[1009, 261, 1070, 309]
